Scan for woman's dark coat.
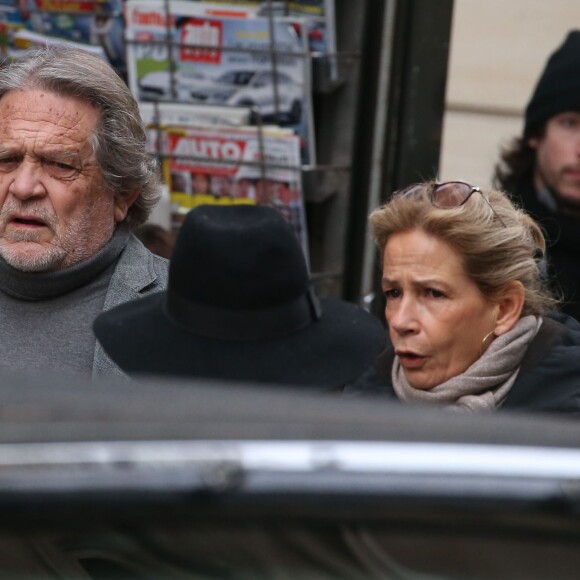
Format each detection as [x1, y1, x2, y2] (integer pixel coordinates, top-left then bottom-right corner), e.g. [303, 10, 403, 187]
[346, 312, 580, 415]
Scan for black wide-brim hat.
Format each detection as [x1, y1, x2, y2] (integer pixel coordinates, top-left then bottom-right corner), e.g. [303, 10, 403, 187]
[94, 205, 386, 389]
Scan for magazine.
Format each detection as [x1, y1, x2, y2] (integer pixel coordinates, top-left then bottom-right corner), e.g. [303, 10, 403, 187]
[0, 1, 26, 58]
[9, 27, 108, 58]
[0, 0, 125, 70]
[139, 101, 253, 129]
[139, 100, 254, 155]
[158, 123, 309, 258]
[189, 0, 335, 54]
[125, 0, 316, 165]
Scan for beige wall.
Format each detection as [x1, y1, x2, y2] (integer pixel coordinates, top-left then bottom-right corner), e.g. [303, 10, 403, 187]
[439, 0, 580, 187]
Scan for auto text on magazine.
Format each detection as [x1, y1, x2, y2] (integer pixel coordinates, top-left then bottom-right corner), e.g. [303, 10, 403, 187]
[158, 123, 309, 260]
[139, 100, 253, 156]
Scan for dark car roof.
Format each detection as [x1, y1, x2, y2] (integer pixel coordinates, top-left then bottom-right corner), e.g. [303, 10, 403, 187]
[2, 370, 580, 580]
[0, 369, 579, 447]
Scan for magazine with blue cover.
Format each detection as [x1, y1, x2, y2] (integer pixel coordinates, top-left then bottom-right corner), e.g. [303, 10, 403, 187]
[126, 0, 316, 165]
[0, 0, 124, 70]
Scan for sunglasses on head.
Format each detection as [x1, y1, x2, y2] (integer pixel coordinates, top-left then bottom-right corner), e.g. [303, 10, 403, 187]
[397, 181, 506, 227]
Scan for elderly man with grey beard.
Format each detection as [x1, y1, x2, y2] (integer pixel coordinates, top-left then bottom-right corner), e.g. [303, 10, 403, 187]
[0, 47, 168, 378]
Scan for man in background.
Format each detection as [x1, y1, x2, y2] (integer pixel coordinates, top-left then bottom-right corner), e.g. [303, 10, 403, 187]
[494, 30, 580, 321]
[0, 46, 168, 378]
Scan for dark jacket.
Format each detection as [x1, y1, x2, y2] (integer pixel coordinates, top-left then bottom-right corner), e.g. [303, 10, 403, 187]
[346, 312, 580, 415]
[511, 176, 580, 321]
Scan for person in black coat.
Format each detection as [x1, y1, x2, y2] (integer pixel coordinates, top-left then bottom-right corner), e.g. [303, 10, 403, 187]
[494, 30, 580, 321]
[347, 181, 580, 415]
[93, 204, 387, 390]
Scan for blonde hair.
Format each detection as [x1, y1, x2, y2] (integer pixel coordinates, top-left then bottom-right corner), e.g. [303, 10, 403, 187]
[369, 182, 558, 315]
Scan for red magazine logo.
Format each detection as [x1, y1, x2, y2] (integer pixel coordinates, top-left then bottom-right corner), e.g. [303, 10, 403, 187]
[169, 133, 248, 176]
[179, 18, 222, 64]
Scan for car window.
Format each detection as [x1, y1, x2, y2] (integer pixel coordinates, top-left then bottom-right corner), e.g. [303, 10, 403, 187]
[275, 72, 292, 84]
[253, 71, 272, 87]
[237, 71, 255, 85]
[217, 71, 254, 85]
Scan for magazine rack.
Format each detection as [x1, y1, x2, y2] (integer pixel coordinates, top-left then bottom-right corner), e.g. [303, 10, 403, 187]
[122, 0, 367, 298]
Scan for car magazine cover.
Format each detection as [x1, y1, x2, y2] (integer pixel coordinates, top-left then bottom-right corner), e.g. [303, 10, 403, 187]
[189, 0, 334, 54]
[0, 0, 124, 70]
[139, 100, 253, 156]
[125, 0, 316, 165]
[158, 123, 309, 259]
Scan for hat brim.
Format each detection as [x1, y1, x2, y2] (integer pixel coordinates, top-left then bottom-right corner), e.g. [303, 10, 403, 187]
[94, 293, 386, 389]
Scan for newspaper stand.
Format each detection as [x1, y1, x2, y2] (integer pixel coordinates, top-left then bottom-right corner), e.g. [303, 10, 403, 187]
[123, 0, 364, 298]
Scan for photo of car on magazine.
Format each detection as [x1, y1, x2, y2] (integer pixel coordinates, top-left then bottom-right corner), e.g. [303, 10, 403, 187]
[125, 0, 316, 165]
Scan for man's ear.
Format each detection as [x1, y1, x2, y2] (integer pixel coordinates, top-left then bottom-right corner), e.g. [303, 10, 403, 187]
[114, 190, 140, 223]
[494, 281, 526, 336]
[527, 136, 539, 149]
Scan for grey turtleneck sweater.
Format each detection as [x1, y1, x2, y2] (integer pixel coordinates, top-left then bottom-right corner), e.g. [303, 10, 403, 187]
[0, 226, 130, 377]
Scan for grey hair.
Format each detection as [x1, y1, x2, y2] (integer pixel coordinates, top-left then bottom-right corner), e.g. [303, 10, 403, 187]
[370, 181, 558, 316]
[0, 47, 162, 228]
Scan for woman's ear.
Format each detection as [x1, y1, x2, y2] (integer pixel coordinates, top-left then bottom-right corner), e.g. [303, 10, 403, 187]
[494, 281, 526, 336]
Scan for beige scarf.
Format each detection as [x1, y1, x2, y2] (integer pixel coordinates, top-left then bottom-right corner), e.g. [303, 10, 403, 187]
[391, 315, 542, 412]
